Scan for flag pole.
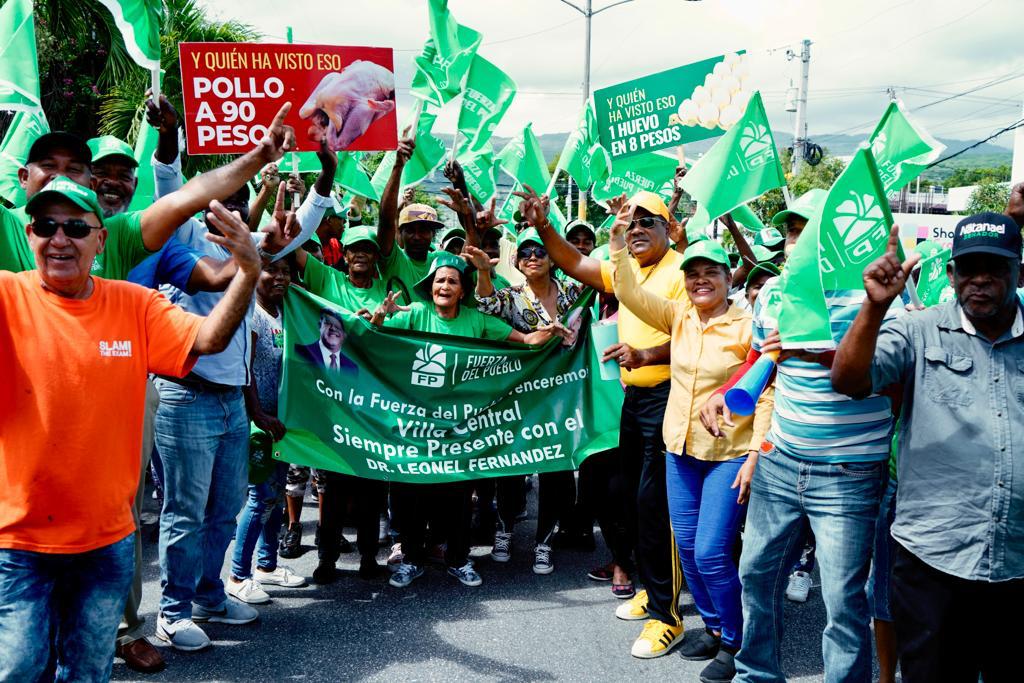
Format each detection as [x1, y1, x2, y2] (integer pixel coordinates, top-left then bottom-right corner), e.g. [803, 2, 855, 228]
[150, 68, 161, 101]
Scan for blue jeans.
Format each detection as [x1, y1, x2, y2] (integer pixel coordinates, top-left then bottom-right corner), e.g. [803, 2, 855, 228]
[736, 446, 885, 683]
[231, 462, 288, 580]
[868, 476, 897, 622]
[0, 535, 134, 682]
[154, 379, 248, 622]
[665, 452, 747, 648]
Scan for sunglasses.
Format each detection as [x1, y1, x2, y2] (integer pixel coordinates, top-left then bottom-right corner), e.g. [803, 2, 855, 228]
[630, 216, 666, 230]
[517, 245, 548, 260]
[30, 217, 100, 239]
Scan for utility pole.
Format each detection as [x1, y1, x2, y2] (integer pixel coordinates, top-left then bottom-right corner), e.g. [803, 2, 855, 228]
[790, 39, 811, 175]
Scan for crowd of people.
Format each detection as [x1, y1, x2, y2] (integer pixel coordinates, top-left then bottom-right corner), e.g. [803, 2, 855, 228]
[0, 89, 1021, 683]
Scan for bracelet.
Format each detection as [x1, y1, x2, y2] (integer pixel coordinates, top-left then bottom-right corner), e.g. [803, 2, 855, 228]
[257, 246, 274, 262]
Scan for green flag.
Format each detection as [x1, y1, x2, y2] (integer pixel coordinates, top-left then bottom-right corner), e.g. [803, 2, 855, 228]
[555, 101, 610, 190]
[592, 151, 677, 204]
[680, 92, 785, 224]
[127, 121, 158, 211]
[916, 246, 952, 306]
[867, 101, 945, 193]
[457, 144, 497, 203]
[0, 108, 48, 206]
[370, 106, 446, 196]
[96, 0, 163, 70]
[778, 147, 894, 348]
[278, 286, 622, 483]
[457, 56, 516, 153]
[282, 152, 323, 175]
[0, 0, 41, 112]
[336, 152, 379, 202]
[495, 123, 555, 197]
[409, 0, 482, 107]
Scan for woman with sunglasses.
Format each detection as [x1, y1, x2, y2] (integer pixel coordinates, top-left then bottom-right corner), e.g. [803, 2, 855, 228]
[370, 251, 561, 589]
[607, 202, 774, 682]
[465, 228, 583, 576]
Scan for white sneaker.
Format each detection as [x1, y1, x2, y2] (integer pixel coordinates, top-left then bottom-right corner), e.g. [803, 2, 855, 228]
[255, 566, 306, 588]
[193, 598, 259, 624]
[785, 570, 812, 603]
[386, 542, 404, 571]
[532, 543, 554, 575]
[226, 577, 271, 604]
[155, 614, 211, 652]
[491, 531, 512, 563]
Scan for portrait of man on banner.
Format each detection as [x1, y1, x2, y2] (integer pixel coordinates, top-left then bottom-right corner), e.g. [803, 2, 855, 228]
[295, 307, 359, 375]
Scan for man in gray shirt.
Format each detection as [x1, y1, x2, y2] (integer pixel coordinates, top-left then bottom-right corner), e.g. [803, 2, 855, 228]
[832, 213, 1023, 683]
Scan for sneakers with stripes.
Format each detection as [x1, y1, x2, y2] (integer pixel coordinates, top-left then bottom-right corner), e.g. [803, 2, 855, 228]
[630, 619, 684, 659]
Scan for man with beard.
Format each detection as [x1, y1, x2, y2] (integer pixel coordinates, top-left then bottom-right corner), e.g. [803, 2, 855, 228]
[522, 185, 686, 659]
[831, 216, 1024, 683]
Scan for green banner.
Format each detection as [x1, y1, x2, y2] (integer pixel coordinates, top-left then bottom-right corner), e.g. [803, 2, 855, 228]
[591, 151, 677, 204]
[457, 55, 516, 154]
[0, 0, 41, 112]
[276, 286, 623, 482]
[409, 0, 482, 107]
[594, 51, 748, 160]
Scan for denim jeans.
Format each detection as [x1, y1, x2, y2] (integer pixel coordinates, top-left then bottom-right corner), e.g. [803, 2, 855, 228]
[231, 462, 288, 579]
[665, 452, 747, 648]
[868, 476, 898, 622]
[0, 534, 134, 682]
[154, 378, 248, 622]
[735, 446, 885, 683]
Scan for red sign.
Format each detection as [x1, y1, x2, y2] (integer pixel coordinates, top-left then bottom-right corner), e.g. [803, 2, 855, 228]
[179, 42, 398, 155]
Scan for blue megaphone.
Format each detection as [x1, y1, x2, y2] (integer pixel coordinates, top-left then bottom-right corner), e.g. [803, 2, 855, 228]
[724, 354, 777, 416]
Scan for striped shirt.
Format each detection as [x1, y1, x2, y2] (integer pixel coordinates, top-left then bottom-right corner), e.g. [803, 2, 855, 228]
[752, 277, 898, 463]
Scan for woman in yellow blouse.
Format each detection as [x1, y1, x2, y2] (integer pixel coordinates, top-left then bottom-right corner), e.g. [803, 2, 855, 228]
[608, 203, 774, 681]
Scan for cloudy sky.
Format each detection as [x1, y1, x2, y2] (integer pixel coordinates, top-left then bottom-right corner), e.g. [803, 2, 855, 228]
[208, 0, 1023, 148]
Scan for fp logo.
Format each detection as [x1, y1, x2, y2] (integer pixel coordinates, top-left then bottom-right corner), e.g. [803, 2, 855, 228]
[728, 122, 775, 178]
[411, 343, 447, 388]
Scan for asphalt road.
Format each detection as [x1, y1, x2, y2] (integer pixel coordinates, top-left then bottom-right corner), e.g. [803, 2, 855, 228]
[112, 479, 858, 682]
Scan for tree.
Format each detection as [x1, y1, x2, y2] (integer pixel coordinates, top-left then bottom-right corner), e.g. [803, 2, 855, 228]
[965, 179, 1010, 215]
[946, 165, 1011, 188]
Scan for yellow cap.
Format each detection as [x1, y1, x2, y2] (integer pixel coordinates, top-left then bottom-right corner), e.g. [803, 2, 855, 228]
[628, 191, 670, 222]
[398, 203, 444, 229]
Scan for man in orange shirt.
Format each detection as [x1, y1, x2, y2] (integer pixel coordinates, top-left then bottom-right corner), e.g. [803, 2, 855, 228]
[0, 177, 261, 682]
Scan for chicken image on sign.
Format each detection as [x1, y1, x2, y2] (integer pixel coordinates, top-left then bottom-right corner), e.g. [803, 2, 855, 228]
[179, 42, 397, 155]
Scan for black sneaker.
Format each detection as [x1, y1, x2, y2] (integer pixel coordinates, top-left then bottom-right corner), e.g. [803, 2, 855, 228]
[338, 535, 354, 554]
[699, 648, 736, 683]
[679, 629, 720, 661]
[279, 523, 302, 559]
[312, 560, 338, 585]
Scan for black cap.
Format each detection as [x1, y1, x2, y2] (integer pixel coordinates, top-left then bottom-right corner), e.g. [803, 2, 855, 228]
[26, 132, 92, 166]
[951, 212, 1022, 261]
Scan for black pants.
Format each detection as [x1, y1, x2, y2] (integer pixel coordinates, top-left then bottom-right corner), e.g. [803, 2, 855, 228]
[580, 447, 633, 573]
[390, 481, 473, 568]
[495, 471, 576, 545]
[317, 472, 384, 563]
[620, 382, 681, 626]
[892, 544, 1023, 683]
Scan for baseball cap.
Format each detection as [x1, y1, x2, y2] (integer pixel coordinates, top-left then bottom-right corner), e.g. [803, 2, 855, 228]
[27, 132, 92, 166]
[680, 240, 731, 270]
[751, 245, 776, 263]
[563, 219, 596, 240]
[771, 188, 827, 227]
[414, 251, 475, 306]
[515, 227, 543, 250]
[951, 212, 1023, 261]
[340, 226, 378, 249]
[323, 195, 346, 219]
[438, 225, 467, 251]
[399, 203, 444, 230]
[754, 227, 785, 248]
[628, 191, 670, 222]
[745, 261, 781, 287]
[26, 175, 104, 226]
[86, 136, 137, 167]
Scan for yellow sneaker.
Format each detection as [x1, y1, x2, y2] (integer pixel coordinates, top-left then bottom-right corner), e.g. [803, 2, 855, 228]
[630, 619, 684, 659]
[614, 589, 648, 621]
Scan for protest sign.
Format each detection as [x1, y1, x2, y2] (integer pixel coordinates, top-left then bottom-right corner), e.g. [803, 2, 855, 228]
[276, 286, 622, 483]
[179, 42, 397, 155]
[594, 51, 749, 160]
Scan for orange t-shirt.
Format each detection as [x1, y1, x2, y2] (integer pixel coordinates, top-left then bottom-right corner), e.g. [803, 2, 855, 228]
[0, 271, 204, 553]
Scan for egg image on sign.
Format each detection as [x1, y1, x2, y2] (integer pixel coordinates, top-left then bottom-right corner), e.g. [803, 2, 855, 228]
[300, 60, 396, 151]
[669, 53, 751, 131]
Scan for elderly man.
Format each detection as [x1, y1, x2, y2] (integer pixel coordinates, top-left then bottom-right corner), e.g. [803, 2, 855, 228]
[831, 216, 1024, 683]
[0, 178, 260, 682]
[523, 185, 685, 658]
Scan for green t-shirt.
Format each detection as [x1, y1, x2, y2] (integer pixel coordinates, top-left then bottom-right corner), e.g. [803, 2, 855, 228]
[303, 256, 388, 313]
[385, 302, 513, 340]
[378, 246, 432, 303]
[0, 206, 34, 273]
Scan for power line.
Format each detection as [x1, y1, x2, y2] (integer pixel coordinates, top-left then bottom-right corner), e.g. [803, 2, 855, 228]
[927, 118, 1024, 167]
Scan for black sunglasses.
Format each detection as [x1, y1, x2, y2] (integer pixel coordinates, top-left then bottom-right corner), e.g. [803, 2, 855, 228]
[30, 217, 100, 239]
[631, 216, 666, 230]
[517, 245, 548, 260]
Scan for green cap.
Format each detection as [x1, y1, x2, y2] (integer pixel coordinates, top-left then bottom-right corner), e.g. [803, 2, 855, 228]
[341, 226, 378, 249]
[746, 261, 781, 286]
[753, 227, 785, 248]
[680, 240, 731, 270]
[86, 135, 137, 167]
[414, 251, 475, 306]
[26, 175, 105, 226]
[438, 225, 467, 250]
[751, 245, 776, 263]
[324, 195, 346, 219]
[515, 227, 543, 250]
[563, 219, 596, 240]
[771, 188, 827, 227]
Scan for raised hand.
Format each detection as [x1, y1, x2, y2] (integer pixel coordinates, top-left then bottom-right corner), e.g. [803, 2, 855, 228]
[462, 244, 497, 271]
[862, 225, 920, 305]
[285, 172, 306, 200]
[144, 94, 179, 135]
[395, 125, 415, 166]
[608, 195, 634, 251]
[606, 193, 628, 216]
[205, 201, 260, 275]
[437, 186, 472, 218]
[371, 291, 410, 326]
[672, 165, 687, 193]
[477, 197, 509, 232]
[259, 163, 281, 192]
[667, 215, 688, 246]
[255, 102, 298, 163]
[259, 184, 300, 254]
[512, 184, 550, 229]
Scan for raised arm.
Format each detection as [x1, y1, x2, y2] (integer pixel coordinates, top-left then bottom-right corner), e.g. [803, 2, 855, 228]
[517, 184, 606, 291]
[262, 143, 337, 260]
[140, 102, 297, 252]
[377, 130, 415, 257]
[247, 164, 280, 231]
[721, 213, 757, 288]
[607, 202, 678, 335]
